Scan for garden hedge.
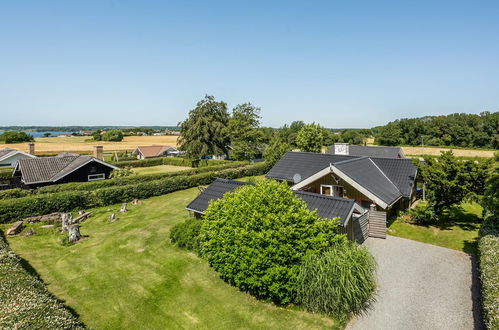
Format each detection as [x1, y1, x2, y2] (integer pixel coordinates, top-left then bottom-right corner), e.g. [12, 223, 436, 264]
[34, 161, 249, 195]
[0, 230, 86, 328]
[0, 162, 271, 223]
[110, 157, 235, 168]
[0, 188, 31, 200]
[478, 217, 499, 330]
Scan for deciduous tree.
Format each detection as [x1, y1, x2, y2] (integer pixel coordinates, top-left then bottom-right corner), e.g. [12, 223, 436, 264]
[296, 123, 325, 152]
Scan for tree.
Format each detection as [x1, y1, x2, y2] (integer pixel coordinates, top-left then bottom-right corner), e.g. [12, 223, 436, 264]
[178, 95, 230, 158]
[43, 132, 51, 138]
[102, 130, 124, 142]
[482, 153, 499, 221]
[419, 151, 491, 214]
[199, 180, 345, 305]
[226, 103, 264, 160]
[263, 136, 291, 165]
[376, 122, 402, 146]
[0, 131, 34, 144]
[92, 130, 102, 141]
[296, 123, 325, 152]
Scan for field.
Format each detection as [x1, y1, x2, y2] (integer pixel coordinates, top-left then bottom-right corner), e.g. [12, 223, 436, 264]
[388, 202, 482, 254]
[0, 135, 179, 154]
[3, 186, 338, 329]
[132, 164, 192, 175]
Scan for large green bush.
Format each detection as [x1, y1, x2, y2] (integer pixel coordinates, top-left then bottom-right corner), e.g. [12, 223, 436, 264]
[170, 218, 202, 252]
[0, 162, 270, 223]
[296, 242, 376, 320]
[0, 230, 86, 328]
[478, 217, 499, 330]
[199, 180, 346, 305]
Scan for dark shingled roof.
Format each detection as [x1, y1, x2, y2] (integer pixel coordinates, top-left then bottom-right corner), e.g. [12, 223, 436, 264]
[186, 178, 359, 226]
[0, 148, 16, 159]
[17, 155, 117, 184]
[265, 152, 355, 182]
[327, 144, 404, 158]
[266, 151, 417, 207]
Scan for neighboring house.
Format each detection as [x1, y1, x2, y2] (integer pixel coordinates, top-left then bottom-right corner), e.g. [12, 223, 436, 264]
[327, 143, 405, 158]
[266, 151, 417, 214]
[0, 148, 36, 168]
[132, 145, 179, 159]
[14, 154, 119, 188]
[186, 178, 369, 243]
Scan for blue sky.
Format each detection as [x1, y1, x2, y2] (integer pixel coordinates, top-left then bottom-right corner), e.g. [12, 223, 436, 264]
[1, 1, 498, 128]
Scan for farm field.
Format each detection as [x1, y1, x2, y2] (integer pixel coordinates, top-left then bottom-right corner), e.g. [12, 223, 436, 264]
[388, 202, 482, 254]
[0, 135, 179, 154]
[132, 164, 192, 175]
[3, 186, 339, 330]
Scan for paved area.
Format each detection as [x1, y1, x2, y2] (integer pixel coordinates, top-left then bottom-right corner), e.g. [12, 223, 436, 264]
[347, 236, 483, 330]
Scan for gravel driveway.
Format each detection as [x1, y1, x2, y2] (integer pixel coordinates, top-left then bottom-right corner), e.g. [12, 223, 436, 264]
[347, 236, 483, 330]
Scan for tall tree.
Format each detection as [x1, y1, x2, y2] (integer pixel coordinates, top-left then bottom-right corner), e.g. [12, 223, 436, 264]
[227, 103, 264, 160]
[296, 123, 325, 153]
[263, 136, 292, 165]
[178, 95, 230, 158]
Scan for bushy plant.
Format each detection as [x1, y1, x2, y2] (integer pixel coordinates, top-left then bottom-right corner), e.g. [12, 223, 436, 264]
[0, 188, 31, 200]
[0, 231, 86, 328]
[101, 129, 124, 142]
[170, 218, 202, 252]
[295, 242, 376, 320]
[0, 131, 34, 143]
[478, 217, 499, 329]
[263, 137, 291, 165]
[407, 204, 436, 224]
[199, 180, 346, 305]
[110, 167, 134, 178]
[296, 123, 325, 153]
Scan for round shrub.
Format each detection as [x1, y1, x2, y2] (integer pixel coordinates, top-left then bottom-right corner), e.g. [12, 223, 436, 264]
[199, 179, 346, 305]
[170, 218, 202, 252]
[296, 241, 376, 319]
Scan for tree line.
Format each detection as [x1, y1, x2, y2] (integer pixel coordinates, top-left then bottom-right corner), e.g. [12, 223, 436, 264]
[374, 112, 499, 148]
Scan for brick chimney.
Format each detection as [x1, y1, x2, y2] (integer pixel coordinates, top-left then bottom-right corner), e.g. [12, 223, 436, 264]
[93, 146, 103, 160]
[28, 143, 35, 155]
[334, 143, 350, 155]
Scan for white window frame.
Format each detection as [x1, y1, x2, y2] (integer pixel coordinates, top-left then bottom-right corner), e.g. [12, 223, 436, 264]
[88, 173, 105, 181]
[320, 184, 333, 196]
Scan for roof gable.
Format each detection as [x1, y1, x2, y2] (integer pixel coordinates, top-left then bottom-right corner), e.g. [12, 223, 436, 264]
[136, 145, 176, 158]
[0, 148, 36, 162]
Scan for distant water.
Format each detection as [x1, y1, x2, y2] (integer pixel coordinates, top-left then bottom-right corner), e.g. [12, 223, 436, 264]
[0, 131, 76, 138]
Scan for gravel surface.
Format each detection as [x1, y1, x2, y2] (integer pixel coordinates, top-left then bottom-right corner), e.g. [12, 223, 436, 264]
[347, 236, 484, 330]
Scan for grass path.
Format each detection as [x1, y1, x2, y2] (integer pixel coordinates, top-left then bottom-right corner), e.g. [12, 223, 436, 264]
[388, 202, 482, 254]
[3, 187, 338, 329]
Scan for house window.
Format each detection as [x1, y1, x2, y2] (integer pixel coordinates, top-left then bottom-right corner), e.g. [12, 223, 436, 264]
[0, 163, 11, 167]
[320, 184, 344, 197]
[88, 173, 105, 181]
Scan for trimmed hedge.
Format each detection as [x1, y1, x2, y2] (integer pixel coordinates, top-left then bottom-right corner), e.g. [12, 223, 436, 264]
[170, 218, 202, 252]
[0, 231, 86, 328]
[478, 217, 499, 330]
[34, 161, 249, 195]
[0, 162, 271, 223]
[0, 188, 31, 200]
[110, 157, 235, 168]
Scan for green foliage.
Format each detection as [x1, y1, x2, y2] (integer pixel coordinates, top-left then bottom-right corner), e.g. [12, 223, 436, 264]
[338, 129, 367, 145]
[111, 156, 233, 168]
[419, 151, 492, 214]
[0, 131, 34, 143]
[478, 217, 499, 329]
[263, 137, 292, 165]
[374, 112, 499, 148]
[101, 129, 124, 142]
[0, 231, 86, 328]
[199, 180, 346, 305]
[0, 188, 31, 200]
[92, 130, 102, 141]
[227, 103, 264, 160]
[483, 161, 499, 220]
[407, 204, 436, 224]
[296, 242, 376, 319]
[178, 95, 231, 158]
[296, 123, 325, 153]
[0, 162, 271, 223]
[170, 218, 202, 252]
[109, 167, 134, 178]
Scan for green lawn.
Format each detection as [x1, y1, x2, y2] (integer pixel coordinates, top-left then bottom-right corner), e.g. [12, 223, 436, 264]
[388, 202, 482, 254]
[132, 164, 192, 175]
[3, 187, 339, 329]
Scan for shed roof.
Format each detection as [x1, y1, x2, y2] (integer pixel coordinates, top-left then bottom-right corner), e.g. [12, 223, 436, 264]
[17, 155, 118, 184]
[135, 145, 177, 158]
[186, 178, 361, 226]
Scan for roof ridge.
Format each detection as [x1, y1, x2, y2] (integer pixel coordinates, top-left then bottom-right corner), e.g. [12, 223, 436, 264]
[332, 156, 366, 165]
[48, 155, 85, 181]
